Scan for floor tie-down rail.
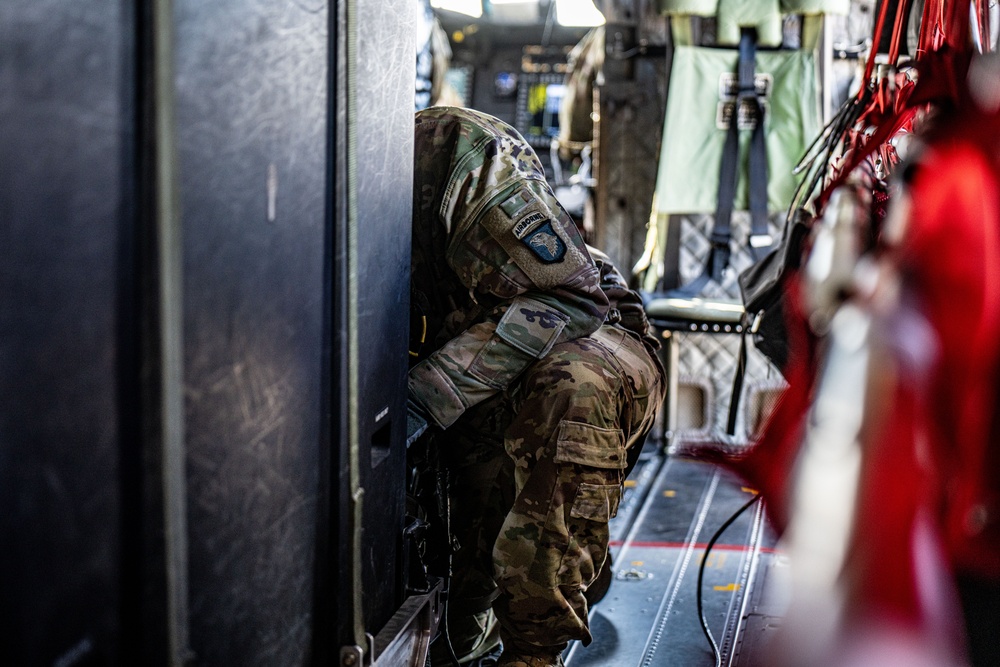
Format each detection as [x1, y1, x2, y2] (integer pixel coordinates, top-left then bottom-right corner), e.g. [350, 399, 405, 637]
[567, 457, 786, 667]
[342, 579, 445, 667]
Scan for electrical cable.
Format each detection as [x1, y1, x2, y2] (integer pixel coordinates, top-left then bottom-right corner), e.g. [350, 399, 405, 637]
[410, 313, 427, 358]
[441, 573, 462, 667]
[695, 493, 762, 667]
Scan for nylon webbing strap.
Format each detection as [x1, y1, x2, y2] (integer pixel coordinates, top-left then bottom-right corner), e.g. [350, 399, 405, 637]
[671, 28, 770, 298]
[727, 329, 748, 434]
[746, 55, 770, 265]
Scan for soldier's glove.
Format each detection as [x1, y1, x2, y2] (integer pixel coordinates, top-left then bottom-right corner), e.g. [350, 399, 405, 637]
[406, 397, 432, 448]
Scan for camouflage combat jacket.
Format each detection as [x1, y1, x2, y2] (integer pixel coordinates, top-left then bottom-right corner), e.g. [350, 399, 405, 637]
[409, 107, 610, 428]
[588, 245, 661, 360]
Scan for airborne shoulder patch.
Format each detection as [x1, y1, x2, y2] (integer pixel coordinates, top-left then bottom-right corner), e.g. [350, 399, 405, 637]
[512, 211, 547, 239]
[523, 222, 566, 263]
[493, 188, 568, 265]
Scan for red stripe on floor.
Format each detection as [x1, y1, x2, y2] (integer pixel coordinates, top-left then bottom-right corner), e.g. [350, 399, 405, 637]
[610, 540, 780, 554]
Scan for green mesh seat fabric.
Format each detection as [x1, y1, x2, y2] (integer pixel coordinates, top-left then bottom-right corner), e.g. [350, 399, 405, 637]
[655, 46, 820, 216]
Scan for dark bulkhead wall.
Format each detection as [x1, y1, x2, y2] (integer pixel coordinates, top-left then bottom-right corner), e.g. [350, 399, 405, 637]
[173, 0, 328, 662]
[1, 1, 138, 661]
[1, 0, 416, 663]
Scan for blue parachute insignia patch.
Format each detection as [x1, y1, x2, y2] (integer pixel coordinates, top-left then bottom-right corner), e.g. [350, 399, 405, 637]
[523, 222, 566, 263]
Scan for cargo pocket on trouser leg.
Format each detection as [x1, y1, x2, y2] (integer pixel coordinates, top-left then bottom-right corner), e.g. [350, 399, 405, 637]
[492, 420, 626, 652]
[554, 422, 625, 627]
[569, 482, 622, 523]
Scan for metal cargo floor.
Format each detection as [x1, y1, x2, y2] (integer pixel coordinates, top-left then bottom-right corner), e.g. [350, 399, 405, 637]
[566, 449, 787, 667]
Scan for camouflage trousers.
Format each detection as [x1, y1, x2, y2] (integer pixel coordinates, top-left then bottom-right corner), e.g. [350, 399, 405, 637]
[433, 324, 664, 662]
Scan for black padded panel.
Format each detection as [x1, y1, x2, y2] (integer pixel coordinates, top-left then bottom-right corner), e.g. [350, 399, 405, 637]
[2, 1, 419, 662]
[351, 0, 417, 635]
[172, 1, 328, 662]
[0, 1, 135, 663]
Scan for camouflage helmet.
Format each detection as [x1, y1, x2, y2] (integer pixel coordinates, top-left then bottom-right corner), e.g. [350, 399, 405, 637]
[414, 106, 573, 242]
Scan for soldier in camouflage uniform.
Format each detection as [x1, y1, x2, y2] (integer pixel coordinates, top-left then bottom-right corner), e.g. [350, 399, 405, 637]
[409, 106, 664, 667]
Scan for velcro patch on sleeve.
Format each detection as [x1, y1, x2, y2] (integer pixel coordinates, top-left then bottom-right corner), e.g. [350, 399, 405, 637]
[521, 221, 566, 263]
[500, 188, 533, 221]
[480, 183, 589, 289]
[511, 210, 548, 240]
[495, 295, 568, 358]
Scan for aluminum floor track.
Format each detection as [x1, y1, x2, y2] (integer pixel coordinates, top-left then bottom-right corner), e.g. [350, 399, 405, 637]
[565, 450, 787, 667]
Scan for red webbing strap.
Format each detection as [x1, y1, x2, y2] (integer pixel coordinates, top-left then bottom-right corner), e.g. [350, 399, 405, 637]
[904, 1, 973, 108]
[817, 0, 976, 213]
[815, 0, 913, 211]
[862, 0, 894, 86]
[816, 106, 916, 211]
[976, 0, 992, 53]
[887, 0, 913, 65]
[943, 0, 971, 50]
[917, 0, 944, 55]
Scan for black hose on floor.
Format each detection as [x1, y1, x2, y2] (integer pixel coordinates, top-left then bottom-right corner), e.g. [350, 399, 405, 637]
[696, 493, 762, 667]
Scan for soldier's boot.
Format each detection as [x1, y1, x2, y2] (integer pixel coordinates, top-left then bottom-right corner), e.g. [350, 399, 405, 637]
[430, 608, 501, 666]
[463, 643, 503, 666]
[496, 652, 565, 667]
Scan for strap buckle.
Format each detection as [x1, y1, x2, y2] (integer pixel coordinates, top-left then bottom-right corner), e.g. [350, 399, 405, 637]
[709, 230, 730, 248]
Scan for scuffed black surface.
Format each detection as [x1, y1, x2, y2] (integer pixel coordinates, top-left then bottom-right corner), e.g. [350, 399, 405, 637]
[173, 1, 328, 663]
[0, 1, 133, 662]
[353, 0, 417, 634]
[4, 0, 419, 661]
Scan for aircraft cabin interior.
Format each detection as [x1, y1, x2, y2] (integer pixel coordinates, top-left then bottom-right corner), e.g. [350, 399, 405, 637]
[4, 0, 1000, 665]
